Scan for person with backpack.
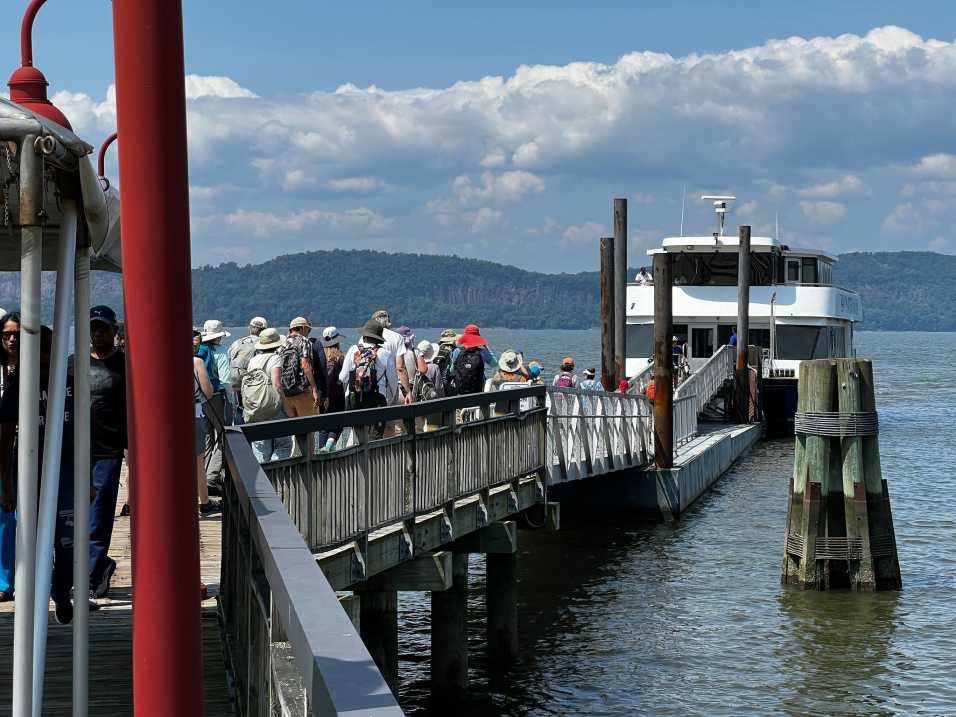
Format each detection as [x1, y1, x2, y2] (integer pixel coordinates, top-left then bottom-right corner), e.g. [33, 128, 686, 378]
[200, 319, 232, 495]
[318, 327, 345, 453]
[193, 331, 222, 515]
[579, 368, 602, 391]
[241, 328, 292, 463]
[450, 324, 495, 396]
[552, 356, 578, 389]
[435, 329, 458, 396]
[283, 317, 323, 421]
[228, 316, 268, 422]
[339, 321, 396, 439]
[413, 340, 443, 401]
[490, 350, 528, 391]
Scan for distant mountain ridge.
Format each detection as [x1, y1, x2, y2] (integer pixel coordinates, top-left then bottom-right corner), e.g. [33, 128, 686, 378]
[0, 249, 946, 331]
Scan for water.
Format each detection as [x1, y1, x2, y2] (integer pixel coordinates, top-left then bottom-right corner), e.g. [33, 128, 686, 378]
[383, 331, 956, 716]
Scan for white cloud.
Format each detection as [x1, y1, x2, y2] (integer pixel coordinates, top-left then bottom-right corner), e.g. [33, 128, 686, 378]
[881, 202, 915, 234]
[462, 207, 504, 233]
[453, 171, 545, 204]
[327, 176, 389, 193]
[184, 75, 257, 100]
[207, 207, 392, 237]
[797, 175, 866, 199]
[737, 200, 760, 219]
[562, 221, 606, 245]
[912, 153, 956, 178]
[799, 200, 846, 224]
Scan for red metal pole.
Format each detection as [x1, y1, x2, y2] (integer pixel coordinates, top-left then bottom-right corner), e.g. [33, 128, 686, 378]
[111, 2, 203, 715]
[97, 131, 118, 178]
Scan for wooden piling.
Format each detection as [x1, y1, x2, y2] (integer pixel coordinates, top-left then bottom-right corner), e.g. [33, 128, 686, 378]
[600, 237, 616, 391]
[357, 589, 399, 694]
[653, 251, 673, 469]
[614, 197, 628, 382]
[486, 553, 519, 667]
[736, 225, 751, 422]
[431, 553, 469, 704]
[782, 358, 901, 591]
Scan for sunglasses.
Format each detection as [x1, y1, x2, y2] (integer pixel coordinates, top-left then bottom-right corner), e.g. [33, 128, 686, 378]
[2, 331, 18, 339]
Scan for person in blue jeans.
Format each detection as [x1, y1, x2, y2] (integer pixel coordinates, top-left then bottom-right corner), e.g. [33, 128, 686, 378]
[83, 306, 127, 599]
[0, 326, 86, 623]
[0, 310, 20, 601]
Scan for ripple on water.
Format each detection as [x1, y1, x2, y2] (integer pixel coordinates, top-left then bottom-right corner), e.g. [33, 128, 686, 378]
[395, 332, 956, 715]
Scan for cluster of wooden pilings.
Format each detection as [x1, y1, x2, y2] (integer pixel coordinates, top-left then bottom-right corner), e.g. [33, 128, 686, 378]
[347, 520, 529, 704]
[782, 358, 901, 591]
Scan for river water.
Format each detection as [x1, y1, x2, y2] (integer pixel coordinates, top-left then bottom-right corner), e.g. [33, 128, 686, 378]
[373, 330, 956, 716]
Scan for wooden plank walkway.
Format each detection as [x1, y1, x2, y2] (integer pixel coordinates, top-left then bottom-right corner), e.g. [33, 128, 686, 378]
[0, 473, 233, 715]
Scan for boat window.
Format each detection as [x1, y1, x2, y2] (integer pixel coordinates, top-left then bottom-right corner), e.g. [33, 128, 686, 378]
[777, 325, 827, 360]
[671, 252, 773, 286]
[625, 324, 653, 359]
[818, 260, 833, 285]
[750, 328, 770, 349]
[718, 323, 735, 346]
[801, 257, 818, 284]
[691, 328, 714, 358]
[786, 259, 800, 282]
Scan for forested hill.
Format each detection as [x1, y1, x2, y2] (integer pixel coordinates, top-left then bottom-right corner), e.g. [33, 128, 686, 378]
[0, 249, 947, 330]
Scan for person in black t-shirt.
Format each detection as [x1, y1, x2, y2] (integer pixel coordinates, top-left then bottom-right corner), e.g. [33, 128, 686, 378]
[0, 326, 78, 624]
[85, 305, 126, 598]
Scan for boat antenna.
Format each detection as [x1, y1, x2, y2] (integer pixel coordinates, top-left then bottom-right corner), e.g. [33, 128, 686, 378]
[775, 211, 779, 242]
[700, 195, 736, 238]
[679, 184, 686, 237]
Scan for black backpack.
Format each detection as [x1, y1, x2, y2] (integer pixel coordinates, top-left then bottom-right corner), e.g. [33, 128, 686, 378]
[454, 347, 485, 394]
[435, 343, 456, 396]
[279, 343, 307, 396]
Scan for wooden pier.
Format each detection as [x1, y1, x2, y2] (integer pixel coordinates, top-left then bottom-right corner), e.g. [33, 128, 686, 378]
[0, 478, 232, 716]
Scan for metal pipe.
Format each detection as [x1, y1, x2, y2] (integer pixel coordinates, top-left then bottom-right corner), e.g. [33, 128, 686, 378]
[97, 132, 117, 178]
[600, 237, 616, 391]
[72, 240, 91, 717]
[111, 2, 204, 713]
[13, 136, 43, 717]
[653, 251, 673, 469]
[20, 0, 47, 67]
[613, 198, 627, 381]
[31, 198, 77, 716]
[736, 225, 751, 422]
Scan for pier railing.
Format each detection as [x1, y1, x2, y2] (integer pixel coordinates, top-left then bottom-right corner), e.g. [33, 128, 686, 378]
[221, 428, 403, 717]
[674, 394, 698, 449]
[675, 345, 735, 418]
[546, 386, 653, 483]
[242, 387, 548, 553]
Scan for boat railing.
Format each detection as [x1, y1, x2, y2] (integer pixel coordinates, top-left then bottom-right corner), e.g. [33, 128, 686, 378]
[674, 393, 698, 448]
[675, 345, 735, 419]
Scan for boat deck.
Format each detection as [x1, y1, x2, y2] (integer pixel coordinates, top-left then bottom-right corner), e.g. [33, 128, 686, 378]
[0, 475, 232, 716]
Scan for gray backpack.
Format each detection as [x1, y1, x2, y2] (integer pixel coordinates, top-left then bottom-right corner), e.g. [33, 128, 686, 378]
[230, 336, 258, 383]
[241, 360, 282, 423]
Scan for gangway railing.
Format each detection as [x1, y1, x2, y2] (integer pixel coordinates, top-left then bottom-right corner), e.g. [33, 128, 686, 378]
[546, 385, 653, 483]
[675, 345, 735, 419]
[674, 393, 698, 449]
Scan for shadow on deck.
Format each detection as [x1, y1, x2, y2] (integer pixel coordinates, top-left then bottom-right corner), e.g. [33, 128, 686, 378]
[0, 478, 233, 716]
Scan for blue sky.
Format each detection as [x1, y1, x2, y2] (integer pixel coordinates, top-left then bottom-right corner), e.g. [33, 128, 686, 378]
[4, 2, 956, 271]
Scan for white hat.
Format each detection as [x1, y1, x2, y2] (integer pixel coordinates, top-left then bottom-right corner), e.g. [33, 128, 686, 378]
[322, 326, 342, 346]
[416, 339, 437, 362]
[498, 349, 523, 373]
[255, 328, 286, 351]
[249, 316, 267, 329]
[201, 319, 231, 342]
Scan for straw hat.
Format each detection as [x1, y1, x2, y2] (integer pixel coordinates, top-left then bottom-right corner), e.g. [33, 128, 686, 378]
[249, 316, 268, 330]
[289, 316, 312, 330]
[498, 349, 523, 373]
[417, 339, 438, 362]
[255, 328, 286, 351]
[201, 319, 231, 342]
[439, 329, 458, 345]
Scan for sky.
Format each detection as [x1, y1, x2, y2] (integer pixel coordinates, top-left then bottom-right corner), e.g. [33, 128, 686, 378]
[4, 1, 956, 272]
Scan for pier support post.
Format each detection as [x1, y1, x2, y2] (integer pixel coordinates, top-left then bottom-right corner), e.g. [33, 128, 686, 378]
[736, 225, 751, 423]
[614, 197, 628, 382]
[782, 358, 901, 591]
[431, 553, 469, 704]
[357, 589, 399, 694]
[600, 237, 616, 391]
[653, 251, 673, 468]
[486, 552, 518, 667]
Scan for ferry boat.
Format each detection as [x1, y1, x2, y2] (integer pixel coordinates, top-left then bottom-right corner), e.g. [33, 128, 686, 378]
[625, 196, 862, 435]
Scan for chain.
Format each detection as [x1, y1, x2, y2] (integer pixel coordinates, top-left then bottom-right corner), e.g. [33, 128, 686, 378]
[0, 144, 13, 228]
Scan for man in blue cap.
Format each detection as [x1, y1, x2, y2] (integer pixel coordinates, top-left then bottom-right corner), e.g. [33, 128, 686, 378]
[84, 305, 127, 599]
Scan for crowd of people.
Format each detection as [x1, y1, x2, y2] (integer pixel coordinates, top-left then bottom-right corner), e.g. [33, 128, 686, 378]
[192, 311, 612, 470]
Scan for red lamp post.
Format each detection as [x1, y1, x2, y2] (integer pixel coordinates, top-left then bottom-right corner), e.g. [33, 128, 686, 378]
[111, 2, 203, 715]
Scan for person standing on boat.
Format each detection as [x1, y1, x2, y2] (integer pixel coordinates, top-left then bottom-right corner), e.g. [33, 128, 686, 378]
[0, 311, 19, 602]
[729, 328, 738, 348]
[635, 267, 653, 286]
[80, 305, 127, 600]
